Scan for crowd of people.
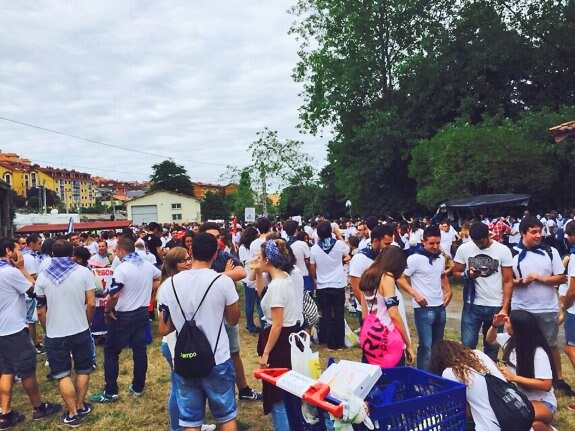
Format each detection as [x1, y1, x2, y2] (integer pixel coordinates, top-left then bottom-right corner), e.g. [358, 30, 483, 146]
[1, 209, 575, 430]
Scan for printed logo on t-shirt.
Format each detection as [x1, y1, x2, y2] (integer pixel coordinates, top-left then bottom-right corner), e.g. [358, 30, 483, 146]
[468, 254, 500, 277]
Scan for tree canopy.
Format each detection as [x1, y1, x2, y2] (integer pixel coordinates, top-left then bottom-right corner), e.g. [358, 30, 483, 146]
[149, 160, 194, 196]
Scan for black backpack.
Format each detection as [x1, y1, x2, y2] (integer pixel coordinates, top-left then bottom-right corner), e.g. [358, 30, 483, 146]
[171, 274, 223, 379]
[482, 371, 534, 431]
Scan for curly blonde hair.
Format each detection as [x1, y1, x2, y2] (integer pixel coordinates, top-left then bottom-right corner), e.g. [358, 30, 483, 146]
[429, 340, 489, 385]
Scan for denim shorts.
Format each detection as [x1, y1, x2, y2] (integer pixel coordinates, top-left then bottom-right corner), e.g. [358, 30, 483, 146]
[45, 329, 95, 379]
[26, 297, 37, 324]
[225, 322, 240, 353]
[540, 400, 557, 416]
[174, 358, 237, 428]
[532, 312, 559, 347]
[565, 312, 575, 346]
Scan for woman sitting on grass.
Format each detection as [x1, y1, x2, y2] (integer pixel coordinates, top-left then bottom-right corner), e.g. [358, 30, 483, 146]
[486, 310, 557, 431]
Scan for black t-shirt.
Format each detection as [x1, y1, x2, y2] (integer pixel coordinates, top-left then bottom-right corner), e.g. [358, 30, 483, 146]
[144, 233, 163, 264]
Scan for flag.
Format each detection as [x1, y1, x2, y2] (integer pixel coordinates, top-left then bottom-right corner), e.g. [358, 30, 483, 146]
[67, 217, 74, 234]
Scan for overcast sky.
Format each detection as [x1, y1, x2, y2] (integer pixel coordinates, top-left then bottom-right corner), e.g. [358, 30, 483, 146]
[0, 1, 327, 186]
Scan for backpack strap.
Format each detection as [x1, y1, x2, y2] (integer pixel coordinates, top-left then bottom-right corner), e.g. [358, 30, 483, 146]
[171, 274, 223, 323]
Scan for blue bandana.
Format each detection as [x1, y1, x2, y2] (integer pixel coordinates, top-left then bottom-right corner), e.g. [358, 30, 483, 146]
[287, 236, 297, 247]
[21, 247, 36, 257]
[38, 253, 51, 262]
[414, 244, 442, 265]
[122, 252, 144, 267]
[0, 259, 12, 269]
[317, 237, 337, 255]
[265, 240, 285, 267]
[514, 241, 548, 278]
[358, 242, 378, 260]
[45, 257, 78, 285]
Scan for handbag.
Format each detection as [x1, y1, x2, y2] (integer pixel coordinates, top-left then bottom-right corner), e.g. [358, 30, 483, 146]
[302, 289, 319, 328]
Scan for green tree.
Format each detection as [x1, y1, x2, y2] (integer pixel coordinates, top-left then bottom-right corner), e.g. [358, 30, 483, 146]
[149, 160, 194, 196]
[200, 191, 229, 221]
[231, 168, 255, 220]
[409, 123, 555, 208]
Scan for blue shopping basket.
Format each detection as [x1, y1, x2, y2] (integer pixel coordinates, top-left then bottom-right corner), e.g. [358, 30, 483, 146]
[258, 367, 466, 431]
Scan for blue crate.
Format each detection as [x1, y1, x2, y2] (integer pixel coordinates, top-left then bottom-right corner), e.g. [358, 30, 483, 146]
[282, 367, 466, 431]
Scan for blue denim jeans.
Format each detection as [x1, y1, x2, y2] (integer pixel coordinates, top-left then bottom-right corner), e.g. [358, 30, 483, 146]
[243, 282, 264, 332]
[104, 307, 148, 395]
[45, 329, 95, 379]
[270, 400, 289, 431]
[461, 303, 500, 361]
[414, 305, 446, 371]
[161, 342, 183, 431]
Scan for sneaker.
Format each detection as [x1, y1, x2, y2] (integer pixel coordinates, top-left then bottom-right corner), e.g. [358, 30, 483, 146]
[90, 391, 118, 403]
[246, 326, 261, 334]
[77, 402, 93, 417]
[555, 379, 575, 396]
[128, 384, 143, 397]
[201, 425, 216, 431]
[35, 343, 46, 354]
[238, 387, 262, 401]
[60, 412, 82, 428]
[32, 402, 61, 420]
[0, 410, 25, 430]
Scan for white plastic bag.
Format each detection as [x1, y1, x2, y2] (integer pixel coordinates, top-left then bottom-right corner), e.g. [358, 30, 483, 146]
[344, 319, 359, 348]
[289, 331, 321, 379]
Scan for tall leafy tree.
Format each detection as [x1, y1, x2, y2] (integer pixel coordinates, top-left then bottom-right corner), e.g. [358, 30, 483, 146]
[232, 168, 256, 220]
[149, 160, 194, 196]
[200, 191, 229, 221]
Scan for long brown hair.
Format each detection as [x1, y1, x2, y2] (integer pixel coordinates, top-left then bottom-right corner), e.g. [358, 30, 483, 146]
[429, 340, 488, 385]
[160, 246, 188, 283]
[359, 246, 406, 294]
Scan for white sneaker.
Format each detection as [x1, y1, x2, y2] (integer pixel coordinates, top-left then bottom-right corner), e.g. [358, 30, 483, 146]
[201, 425, 216, 431]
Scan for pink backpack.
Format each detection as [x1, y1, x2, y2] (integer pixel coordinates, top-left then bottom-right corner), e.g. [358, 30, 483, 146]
[359, 313, 404, 368]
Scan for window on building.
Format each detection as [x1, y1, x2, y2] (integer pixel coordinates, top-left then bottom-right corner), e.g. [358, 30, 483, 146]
[171, 203, 182, 209]
[172, 214, 182, 221]
[3, 173, 11, 185]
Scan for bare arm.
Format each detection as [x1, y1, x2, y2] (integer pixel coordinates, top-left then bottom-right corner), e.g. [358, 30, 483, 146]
[309, 263, 317, 290]
[85, 289, 96, 324]
[396, 274, 427, 307]
[224, 301, 240, 326]
[158, 312, 176, 336]
[501, 266, 513, 314]
[37, 300, 47, 331]
[259, 306, 283, 367]
[441, 273, 452, 307]
[223, 259, 247, 281]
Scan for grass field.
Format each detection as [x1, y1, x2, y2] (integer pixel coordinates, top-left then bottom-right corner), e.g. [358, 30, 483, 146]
[8, 283, 575, 430]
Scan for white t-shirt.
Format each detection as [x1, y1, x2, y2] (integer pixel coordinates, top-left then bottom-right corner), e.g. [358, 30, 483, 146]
[508, 222, 520, 244]
[261, 274, 299, 327]
[35, 265, 95, 337]
[404, 253, 445, 308]
[23, 252, 39, 276]
[90, 254, 112, 266]
[442, 350, 505, 431]
[289, 266, 305, 324]
[112, 260, 161, 312]
[408, 229, 423, 247]
[562, 253, 575, 314]
[290, 240, 310, 277]
[454, 241, 513, 307]
[0, 265, 32, 336]
[497, 333, 557, 408]
[310, 240, 349, 289]
[136, 249, 157, 264]
[357, 237, 370, 251]
[511, 246, 564, 313]
[37, 256, 52, 274]
[238, 244, 253, 285]
[157, 268, 239, 365]
[249, 237, 265, 259]
[440, 228, 457, 254]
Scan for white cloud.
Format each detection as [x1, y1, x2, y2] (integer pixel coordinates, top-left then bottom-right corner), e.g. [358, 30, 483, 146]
[0, 0, 327, 183]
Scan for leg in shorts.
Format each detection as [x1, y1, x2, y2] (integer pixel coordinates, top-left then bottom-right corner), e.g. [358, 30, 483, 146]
[0, 328, 37, 378]
[174, 358, 237, 428]
[225, 322, 240, 354]
[45, 329, 95, 379]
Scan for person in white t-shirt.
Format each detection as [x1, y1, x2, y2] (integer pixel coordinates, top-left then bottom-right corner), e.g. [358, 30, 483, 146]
[430, 340, 506, 431]
[404, 226, 452, 371]
[253, 238, 300, 430]
[158, 235, 239, 431]
[90, 237, 161, 403]
[310, 221, 350, 350]
[453, 222, 513, 361]
[239, 227, 264, 334]
[561, 222, 575, 410]
[486, 310, 557, 431]
[284, 220, 312, 291]
[35, 240, 96, 426]
[439, 220, 460, 257]
[511, 215, 571, 396]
